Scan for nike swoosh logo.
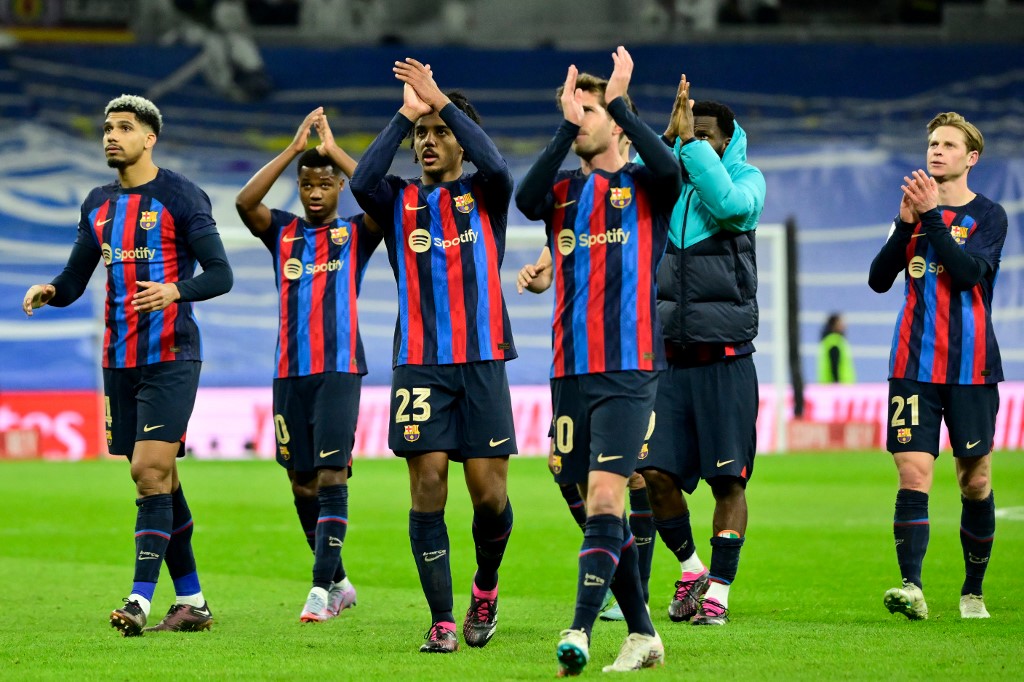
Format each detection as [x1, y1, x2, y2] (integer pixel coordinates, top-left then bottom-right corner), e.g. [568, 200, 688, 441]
[193, 607, 212, 616]
[910, 233, 925, 239]
[319, 449, 340, 458]
[595, 453, 622, 463]
[717, 459, 735, 467]
[405, 203, 428, 211]
[97, 218, 113, 226]
[554, 200, 576, 209]
[966, 441, 981, 450]
[489, 437, 511, 448]
[423, 550, 447, 562]
[142, 424, 164, 433]
[282, 235, 303, 242]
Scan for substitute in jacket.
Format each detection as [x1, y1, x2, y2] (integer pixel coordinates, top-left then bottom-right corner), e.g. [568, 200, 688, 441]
[636, 75, 766, 627]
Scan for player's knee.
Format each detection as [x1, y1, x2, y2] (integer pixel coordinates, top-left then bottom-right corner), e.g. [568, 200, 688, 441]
[317, 467, 348, 488]
[958, 472, 990, 500]
[586, 484, 624, 517]
[639, 469, 675, 502]
[708, 476, 745, 502]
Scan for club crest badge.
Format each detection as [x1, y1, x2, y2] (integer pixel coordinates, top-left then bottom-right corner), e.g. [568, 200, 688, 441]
[454, 193, 475, 214]
[330, 225, 350, 246]
[139, 211, 158, 230]
[404, 425, 421, 442]
[896, 428, 912, 444]
[609, 187, 632, 209]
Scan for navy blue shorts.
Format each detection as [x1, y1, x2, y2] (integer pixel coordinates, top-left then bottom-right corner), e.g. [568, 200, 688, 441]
[388, 361, 517, 460]
[273, 372, 361, 473]
[887, 378, 999, 458]
[102, 360, 201, 458]
[550, 370, 658, 485]
[639, 355, 758, 494]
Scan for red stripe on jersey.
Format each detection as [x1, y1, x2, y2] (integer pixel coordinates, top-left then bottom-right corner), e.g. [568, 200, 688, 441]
[277, 220, 299, 377]
[158, 207, 179, 362]
[634, 188, 653, 370]
[551, 179, 571, 377]
[893, 227, 921, 377]
[931, 267, 951, 382]
[970, 286, 987, 383]
[348, 223, 360, 366]
[475, 182, 506, 360]
[94, 203, 113, 363]
[586, 175, 608, 374]
[122, 194, 141, 367]
[439, 190, 468, 363]
[309, 228, 328, 374]
[402, 185, 425, 365]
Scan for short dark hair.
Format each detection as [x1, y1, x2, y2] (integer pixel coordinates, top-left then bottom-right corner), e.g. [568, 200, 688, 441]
[692, 101, 735, 138]
[104, 94, 162, 136]
[296, 149, 341, 177]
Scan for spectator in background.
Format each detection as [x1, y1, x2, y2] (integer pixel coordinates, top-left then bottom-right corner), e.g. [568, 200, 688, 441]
[145, 0, 273, 101]
[818, 312, 856, 384]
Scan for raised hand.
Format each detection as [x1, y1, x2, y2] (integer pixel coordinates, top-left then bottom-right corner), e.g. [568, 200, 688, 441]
[604, 45, 633, 105]
[394, 58, 448, 113]
[901, 169, 939, 215]
[290, 107, 323, 154]
[22, 284, 55, 316]
[899, 191, 919, 225]
[313, 111, 336, 156]
[665, 74, 695, 141]
[561, 65, 584, 126]
[132, 281, 180, 313]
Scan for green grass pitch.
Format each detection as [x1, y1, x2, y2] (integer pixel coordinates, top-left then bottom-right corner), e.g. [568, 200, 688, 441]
[1, 452, 1022, 680]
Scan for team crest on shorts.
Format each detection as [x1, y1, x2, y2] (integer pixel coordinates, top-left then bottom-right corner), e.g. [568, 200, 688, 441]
[551, 454, 562, 475]
[454, 193, 475, 214]
[896, 427, 912, 444]
[139, 211, 158, 230]
[609, 187, 632, 209]
[638, 443, 649, 460]
[106, 429, 113, 446]
[279, 446, 291, 460]
[330, 225, 350, 246]
[404, 425, 421, 442]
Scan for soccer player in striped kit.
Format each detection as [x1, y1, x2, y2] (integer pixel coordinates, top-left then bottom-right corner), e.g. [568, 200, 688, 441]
[870, 112, 1008, 621]
[22, 95, 233, 636]
[236, 108, 381, 622]
[515, 46, 681, 675]
[351, 59, 517, 653]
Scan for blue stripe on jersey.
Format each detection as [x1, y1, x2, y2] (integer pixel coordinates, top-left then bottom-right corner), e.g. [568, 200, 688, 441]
[394, 199, 410, 365]
[297, 239, 312, 376]
[334, 227, 352, 372]
[959, 289, 977, 383]
[617, 174, 639, 369]
[467, 187, 493, 357]
[428, 190, 454, 364]
[571, 181, 594, 375]
[144, 200, 166, 365]
[110, 197, 129, 367]
[917, 242, 937, 383]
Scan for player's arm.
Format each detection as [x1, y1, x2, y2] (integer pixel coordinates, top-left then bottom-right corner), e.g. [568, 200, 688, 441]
[350, 72, 432, 224]
[515, 65, 582, 221]
[133, 232, 233, 314]
[868, 193, 917, 293]
[22, 227, 101, 315]
[314, 111, 357, 179]
[517, 246, 553, 294]
[605, 47, 682, 210]
[236, 107, 324, 237]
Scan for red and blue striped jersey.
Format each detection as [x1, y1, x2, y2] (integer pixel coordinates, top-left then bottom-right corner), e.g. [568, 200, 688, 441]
[371, 174, 517, 367]
[889, 195, 1006, 384]
[265, 210, 381, 378]
[81, 169, 219, 368]
[545, 166, 669, 378]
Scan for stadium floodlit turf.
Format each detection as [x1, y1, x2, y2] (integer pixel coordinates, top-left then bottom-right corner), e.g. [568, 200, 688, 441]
[1, 452, 1021, 680]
